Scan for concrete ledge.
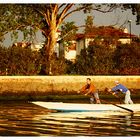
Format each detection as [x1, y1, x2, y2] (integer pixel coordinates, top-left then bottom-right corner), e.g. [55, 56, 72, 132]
[0, 76, 140, 94]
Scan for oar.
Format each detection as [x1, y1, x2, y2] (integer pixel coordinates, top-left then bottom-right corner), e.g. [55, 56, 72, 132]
[103, 89, 134, 113]
[100, 98, 134, 113]
[112, 103, 134, 113]
[112, 94, 134, 113]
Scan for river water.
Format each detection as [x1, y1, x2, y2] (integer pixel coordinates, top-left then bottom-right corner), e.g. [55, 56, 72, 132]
[0, 101, 140, 136]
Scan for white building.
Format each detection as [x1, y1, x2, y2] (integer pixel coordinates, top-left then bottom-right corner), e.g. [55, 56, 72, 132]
[59, 27, 138, 62]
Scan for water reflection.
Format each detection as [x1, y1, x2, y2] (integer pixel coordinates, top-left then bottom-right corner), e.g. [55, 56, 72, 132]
[0, 101, 140, 136]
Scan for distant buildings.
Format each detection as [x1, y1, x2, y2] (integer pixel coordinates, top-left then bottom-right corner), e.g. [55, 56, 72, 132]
[13, 26, 139, 62]
[60, 27, 138, 62]
[12, 30, 61, 54]
[13, 42, 31, 48]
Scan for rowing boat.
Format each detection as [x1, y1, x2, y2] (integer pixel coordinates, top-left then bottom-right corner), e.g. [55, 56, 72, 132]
[32, 101, 140, 113]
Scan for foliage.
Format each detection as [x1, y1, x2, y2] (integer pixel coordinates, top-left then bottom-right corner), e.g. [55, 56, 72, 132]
[60, 21, 78, 53]
[0, 4, 140, 75]
[122, 4, 140, 24]
[73, 44, 115, 75]
[84, 15, 94, 34]
[1, 4, 136, 60]
[48, 54, 68, 75]
[0, 45, 68, 75]
[65, 24, 140, 75]
[0, 41, 140, 75]
[70, 40, 140, 75]
[0, 45, 41, 75]
[61, 21, 78, 42]
[113, 42, 140, 75]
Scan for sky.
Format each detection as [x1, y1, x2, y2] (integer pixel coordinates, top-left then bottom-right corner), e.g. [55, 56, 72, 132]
[2, 4, 140, 47]
[65, 7, 140, 35]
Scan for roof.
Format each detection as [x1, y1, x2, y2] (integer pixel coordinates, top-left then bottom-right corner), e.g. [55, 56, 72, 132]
[75, 27, 137, 40]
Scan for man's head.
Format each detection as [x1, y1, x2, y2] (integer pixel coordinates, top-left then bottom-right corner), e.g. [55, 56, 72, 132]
[115, 80, 119, 85]
[86, 78, 91, 84]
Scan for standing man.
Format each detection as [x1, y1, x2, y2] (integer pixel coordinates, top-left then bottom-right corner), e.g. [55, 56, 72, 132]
[78, 78, 101, 104]
[107, 81, 133, 104]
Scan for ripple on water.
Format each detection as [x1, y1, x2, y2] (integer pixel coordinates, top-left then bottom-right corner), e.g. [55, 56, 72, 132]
[0, 101, 140, 136]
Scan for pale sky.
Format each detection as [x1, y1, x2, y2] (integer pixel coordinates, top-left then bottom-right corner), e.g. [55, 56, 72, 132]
[2, 4, 140, 47]
[65, 7, 140, 35]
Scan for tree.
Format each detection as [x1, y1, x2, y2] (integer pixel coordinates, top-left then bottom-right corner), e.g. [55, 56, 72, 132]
[74, 41, 115, 75]
[0, 45, 42, 75]
[122, 4, 140, 24]
[113, 42, 140, 75]
[84, 15, 94, 34]
[0, 4, 90, 59]
[60, 21, 78, 55]
[1, 4, 140, 74]
[61, 21, 78, 42]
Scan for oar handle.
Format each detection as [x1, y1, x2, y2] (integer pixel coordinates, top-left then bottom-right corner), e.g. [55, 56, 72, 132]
[111, 93, 122, 104]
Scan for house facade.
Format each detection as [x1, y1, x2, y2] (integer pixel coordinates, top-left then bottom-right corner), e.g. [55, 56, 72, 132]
[60, 27, 138, 62]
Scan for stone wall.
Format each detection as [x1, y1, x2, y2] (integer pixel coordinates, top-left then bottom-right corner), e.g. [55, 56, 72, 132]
[0, 76, 139, 94]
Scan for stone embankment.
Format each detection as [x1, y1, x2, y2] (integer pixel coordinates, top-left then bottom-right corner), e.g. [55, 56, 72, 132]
[0, 76, 139, 95]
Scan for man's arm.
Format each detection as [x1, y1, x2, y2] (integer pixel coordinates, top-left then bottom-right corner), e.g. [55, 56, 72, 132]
[77, 85, 86, 94]
[111, 86, 120, 93]
[85, 84, 95, 96]
[106, 88, 118, 95]
[106, 88, 120, 99]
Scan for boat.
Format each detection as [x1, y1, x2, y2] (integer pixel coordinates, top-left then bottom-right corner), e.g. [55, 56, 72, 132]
[32, 101, 140, 113]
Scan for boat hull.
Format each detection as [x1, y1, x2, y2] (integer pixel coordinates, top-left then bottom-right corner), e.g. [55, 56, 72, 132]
[32, 102, 140, 113]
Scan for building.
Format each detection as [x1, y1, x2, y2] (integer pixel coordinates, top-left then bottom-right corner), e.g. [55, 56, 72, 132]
[13, 42, 31, 48]
[12, 30, 61, 53]
[64, 41, 77, 62]
[30, 43, 44, 51]
[59, 27, 138, 62]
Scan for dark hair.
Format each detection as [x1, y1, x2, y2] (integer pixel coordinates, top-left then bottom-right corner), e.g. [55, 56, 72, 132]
[87, 78, 91, 81]
[104, 87, 109, 92]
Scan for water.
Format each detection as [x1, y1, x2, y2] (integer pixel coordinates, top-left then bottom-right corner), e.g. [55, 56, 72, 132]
[0, 101, 140, 136]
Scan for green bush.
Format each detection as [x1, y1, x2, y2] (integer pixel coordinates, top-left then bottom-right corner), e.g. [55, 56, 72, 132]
[0, 45, 68, 75]
[68, 42, 140, 75]
[113, 42, 140, 75]
[73, 44, 115, 75]
[0, 40, 140, 75]
[0, 45, 42, 75]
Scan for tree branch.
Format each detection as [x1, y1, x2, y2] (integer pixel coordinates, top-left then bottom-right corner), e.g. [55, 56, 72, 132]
[56, 4, 74, 28]
[60, 25, 86, 41]
[45, 9, 51, 26]
[58, 4, 66, 10]
[0, 24, 27, 36]
[54, 4, 58, 15]
[92, 4, 120, 13]
[61, 5, 92, 21]
[33, 6, 45, 16]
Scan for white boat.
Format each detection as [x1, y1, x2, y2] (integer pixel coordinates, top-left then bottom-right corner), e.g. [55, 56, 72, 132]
[32, 101, 140, 113]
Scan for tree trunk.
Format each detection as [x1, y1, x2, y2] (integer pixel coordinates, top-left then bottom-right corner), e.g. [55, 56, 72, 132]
[45, 15, 58, 75]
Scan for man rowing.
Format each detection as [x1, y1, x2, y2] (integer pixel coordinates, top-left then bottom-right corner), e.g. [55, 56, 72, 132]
[106, 81, 133, 104]
[77, 78, 101, 104]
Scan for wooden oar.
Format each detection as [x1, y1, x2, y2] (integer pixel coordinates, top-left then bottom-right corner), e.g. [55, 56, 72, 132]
[103, 89, 134, 113]
[112, 103, 134, 113]
[101, 99, 134, 113]
[112, 94, 134, 113]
